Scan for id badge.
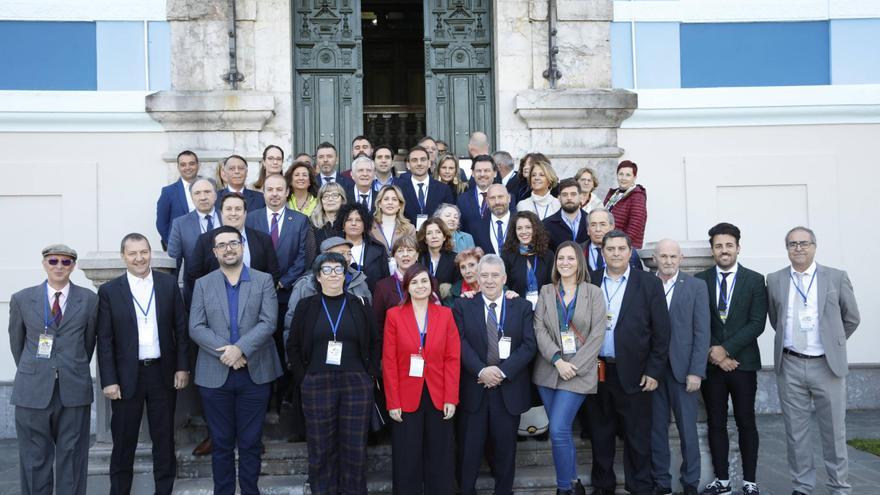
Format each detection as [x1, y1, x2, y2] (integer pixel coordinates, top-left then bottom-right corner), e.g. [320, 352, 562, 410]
[416, 214, 428, 231]
[605, 312, 615, 331]
[561, 331, 577, 354]
[37, 333, 53, 359]
[409, 354, 425, 377]
[719, 309, 728, 322]
[326, 341, 343, 366]
[526, 291, 539, 310]
[498, 336, 512, 360]
[798, 309, 815, 331]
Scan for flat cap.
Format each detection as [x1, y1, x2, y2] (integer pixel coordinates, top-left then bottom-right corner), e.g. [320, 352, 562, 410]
[320, 236, 353, 252]
[42, 243, 78, 260]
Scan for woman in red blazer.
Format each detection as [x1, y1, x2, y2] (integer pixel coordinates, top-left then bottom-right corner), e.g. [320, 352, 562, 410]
[383, 264, 460, 495]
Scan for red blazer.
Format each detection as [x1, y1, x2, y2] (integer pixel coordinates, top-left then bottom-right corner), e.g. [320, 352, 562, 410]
[383, 302, 460, 413]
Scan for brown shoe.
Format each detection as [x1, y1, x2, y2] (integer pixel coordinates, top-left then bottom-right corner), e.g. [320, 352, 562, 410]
[192, 437, 212, 456]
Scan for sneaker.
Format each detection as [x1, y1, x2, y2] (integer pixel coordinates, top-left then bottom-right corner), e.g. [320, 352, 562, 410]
[742, 484, 760, 495]
[701, 479, 732, 495]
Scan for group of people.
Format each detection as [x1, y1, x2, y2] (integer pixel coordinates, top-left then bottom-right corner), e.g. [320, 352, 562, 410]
[8, 131, 860, 495]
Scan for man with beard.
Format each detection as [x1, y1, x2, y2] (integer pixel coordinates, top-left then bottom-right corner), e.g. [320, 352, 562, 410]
[543, 178, 589, 252]
[471, 184, 513, 255]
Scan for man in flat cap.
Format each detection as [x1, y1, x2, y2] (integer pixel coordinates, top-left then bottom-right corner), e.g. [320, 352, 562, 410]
[7, 243, 98, 495]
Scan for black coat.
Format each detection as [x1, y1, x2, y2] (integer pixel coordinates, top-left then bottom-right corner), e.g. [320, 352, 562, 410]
[420, 250, 460, 285]
[501, 250, 555, 296]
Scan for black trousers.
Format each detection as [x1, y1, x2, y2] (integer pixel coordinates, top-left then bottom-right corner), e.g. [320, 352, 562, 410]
[109, 361, 177, 495]
[587, 362, 653, 495]
[391, 386, 455, 495]
[457, 388, 519, 495]
[701, 366, 759, 482]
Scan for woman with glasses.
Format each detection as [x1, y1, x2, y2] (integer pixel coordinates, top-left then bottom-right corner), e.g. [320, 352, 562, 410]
[532, 241, 606, 495]
[285, 160, 320, 217]
[310, 183, 347, 252]
[383, 264, 460, 495]
[253, 144, 286, 191]
[287, 252, 380, 495]
[501, 211, 554, 310]
[433, 203, 475, 254]
[574, 167, 602, 214]
[334, 203, 389, 293]
[416, 218, 460, 301]
[372, 235, 421, 331]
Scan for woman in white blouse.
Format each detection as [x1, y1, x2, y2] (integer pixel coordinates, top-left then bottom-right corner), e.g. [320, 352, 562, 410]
[516, 156, 561, 221]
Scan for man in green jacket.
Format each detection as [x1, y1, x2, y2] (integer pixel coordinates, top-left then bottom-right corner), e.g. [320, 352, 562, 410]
[695, 222, 767, 495]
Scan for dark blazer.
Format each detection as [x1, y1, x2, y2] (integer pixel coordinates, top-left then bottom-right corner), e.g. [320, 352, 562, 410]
[215, 187, 265, 212]
[665, 271, 711, 383]
[501, 251, 554, 296]
[504, 173, 522, 199]
[156, 179, 190, 247]
[344, 184, 377, 215]
[397, 172, 455, 226]
[96, 270, 189, 399]
[185, 227, 281, 302]
[318, 172, 355, 190]
[456, 186, 489, 237]
[543, 210, 589, 253]
[590, 269, 671, 394]
[245, 207, 309, 298]
[354, 237, 391, 293]
[372, 275, 405, 333]
[695, 264, 768, 372]
[470, 212, 516, 255]
[454, 295, 536, 415]
[420, 250, 460, 285]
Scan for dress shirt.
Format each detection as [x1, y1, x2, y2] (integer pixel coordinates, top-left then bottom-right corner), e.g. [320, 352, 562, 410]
[239, 229, 251, 267]
[500, 170, 516, 187]
[489, 211, 511, 254]
[45, 282, 70, 318]
[588, 243, 603, 272]
[127, 271, 160, 359]
[320, 172, 339, 184]
[480, 293, 506, 378]
[223, 266, 250, 344]
[714, 264, 739, 309]
[660, 271, 678, 308]
[266, 206, 285, 235]
[784, 262, 823, 355]
[227, 185, 245, 194]
[351, 241, 365, 269]
[373, 175, 394, 191]
[600, 267, 630, 358]
[200, 209, 220, 233]
[561, 210, 582, 241]
[411, 176, 430, 211]
[354, 187, 373, 208]
[182, 179, 195, 212]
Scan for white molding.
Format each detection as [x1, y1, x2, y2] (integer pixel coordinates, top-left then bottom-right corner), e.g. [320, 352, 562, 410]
[622, 85, 880, 128]
[0, 91, 163, 132]
[0, 0, 166, 21]
[614, 0, 880, 23]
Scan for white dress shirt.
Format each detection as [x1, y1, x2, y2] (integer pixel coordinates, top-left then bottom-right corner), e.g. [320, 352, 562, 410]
[784, 262, 823, 355]
[714, 264, 739, 309]
[411, 176, 430, 210]
[200, 209, 220, 233]
[481, 293, 506, 378]
[239, 229, 251, 267]
[127, 271, 161, 359]
[182, 179, 195, 212]
[266, 206, 285, 236]
[489, 211, 511, 254]
[354, 187, 373, 209]
[660, 271, 678, 308]
[45, 282, 70, 319]
[500, 170, 516, 187]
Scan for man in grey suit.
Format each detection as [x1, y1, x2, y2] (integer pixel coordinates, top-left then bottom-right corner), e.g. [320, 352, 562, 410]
[168, 177, 220, 308]
[767, 226, 860, 495]
[8, 243, 98, 495]
[189, 225, 283, 495]
[650, 239, 710, 495]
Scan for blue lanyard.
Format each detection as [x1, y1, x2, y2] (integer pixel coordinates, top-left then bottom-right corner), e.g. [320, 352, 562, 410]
[485, 294, 507, 337]
[602, 275, 626, 309]
[532, 200, 549, 220]
[321, 296, 348, 341]
[355, 242, 366, 270]
[378, 222, 396, 252]
[563, 211, 581, 240]
[790, 271, 816, 306]
[526, 256, 538, 291]
[132, 287, 155, 322]
[555, 285, 578, 329]
[716, 271, 738, 309]
[416, 308, 428, 352]
[664, 280, 676, 299]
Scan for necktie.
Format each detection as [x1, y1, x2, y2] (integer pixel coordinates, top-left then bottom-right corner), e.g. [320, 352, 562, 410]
[417, 183, 426, 211]
[496, 220, 504, 251]
[270, 213, 280, 249]
[205, 214, 214, 232]
[324, 176, 334, 184]
[718, 272, 731, 315]
[480, 192, 488, 216]
[52, 292, 62, 326]
[595, 247, 604, 271]
[360, 194, 368, 207]
[486, 302, 500, 365]
[792, 272, 808, 350]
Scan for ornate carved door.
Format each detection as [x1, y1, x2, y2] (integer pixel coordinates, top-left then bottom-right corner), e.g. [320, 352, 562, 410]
[423, 0, 494, 157]
[293, 0, 363, 159]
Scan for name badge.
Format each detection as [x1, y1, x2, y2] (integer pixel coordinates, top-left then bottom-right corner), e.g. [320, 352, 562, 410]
[719, 309, 728, 322]
[498, 336, 511, 360]
[798, 309, 815, 331]
[526, 291, 539, 309]
[605, 312, 615, 331]
[416, 214, 428, 231]
[326, 341, 343, 366]
[561, 331, 577, 355]
[37, 333, 53, 359]
[409, 354, 425, 377]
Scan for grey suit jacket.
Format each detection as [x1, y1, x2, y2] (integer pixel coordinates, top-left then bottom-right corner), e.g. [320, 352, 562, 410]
[188, 268, 282, 388]
[767, 263, 860, 377]
[664, 272, 711, 383]
[8, 283, 98, 408]
[168, 209, 205, 262]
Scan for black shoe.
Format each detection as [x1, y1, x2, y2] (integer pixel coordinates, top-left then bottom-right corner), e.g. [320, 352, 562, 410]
[701, 479, 732, 495]
[590, 489, 613, 495]
[573, 479, 586, 495]
[683, 485, 699, 495]
[556, 490, 573, 495]
[654, 486, 672, 495]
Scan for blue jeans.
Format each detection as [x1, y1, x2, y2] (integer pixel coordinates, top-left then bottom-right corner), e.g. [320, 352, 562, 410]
[538, 386, 587, 490]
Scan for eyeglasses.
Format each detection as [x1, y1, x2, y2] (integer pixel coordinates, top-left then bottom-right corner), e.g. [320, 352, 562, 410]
[214, 240, 243, 251]
[46, 258, 73, 266]
[323, 193, 342, 200]
[320, 265, 345, 275]
[786, 241, 815, 250]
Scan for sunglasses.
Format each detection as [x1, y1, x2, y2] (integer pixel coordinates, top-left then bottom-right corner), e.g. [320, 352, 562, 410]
[46, 258, 73, 266]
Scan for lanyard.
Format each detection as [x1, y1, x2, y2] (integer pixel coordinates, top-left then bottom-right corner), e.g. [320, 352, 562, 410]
[563, 211, 581, 240]
[428, 255, 439, 276]
[532, 200, 549, 220]
[555, 285, 579, 329]
[602, 275, 626, 309]
[415, 308, 428, 353]
[132, 288, 155, 322]
[378, 221, 396, 251]
[526, 255, 538, 291]
[484, 294, 507, 337]
[790, 271, 816, 306]
[321, 296, 348, 342]
[716, 271, 738, 309]
[476, 187, 488, 217]
[664, 281, 676, 299]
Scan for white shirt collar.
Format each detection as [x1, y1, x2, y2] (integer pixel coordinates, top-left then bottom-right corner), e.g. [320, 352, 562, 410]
[491, 210, 511, 224]
[790, 261, 817, 276]
[481, 292, 504, 308]
[411, 175, 430, 186]
[715, 263, 739, 277]
[603, 266, 631, 283]
[46, 282, 70, 301]
[126, 270, 153, 288]
[500, 170, 515, 185]
[658, 270, 679, 288]
[227, 185, 245, 194]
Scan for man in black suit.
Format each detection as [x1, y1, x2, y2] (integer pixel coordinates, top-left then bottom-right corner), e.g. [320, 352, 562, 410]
[493, 150, 521, 198]
[544, 178, 590, 252]
[453, 254, 537, 495]
[587, 230, 671, 495]
[583, 207, 643, 275]
[315, 142, 355, 189]
[470, 184, 514, 255]
[97, 233, 189, 495]
[398, 145, 454, 230]
[345, 155, 377, 215]
[215, 154, 265, 212]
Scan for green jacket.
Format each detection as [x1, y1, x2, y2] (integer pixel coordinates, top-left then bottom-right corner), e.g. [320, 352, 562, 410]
[695, 264, 768, 371]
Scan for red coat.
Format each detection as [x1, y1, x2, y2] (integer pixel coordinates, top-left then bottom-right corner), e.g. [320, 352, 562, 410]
[603, 185, 648, 248]
[382, 303, 460, 413]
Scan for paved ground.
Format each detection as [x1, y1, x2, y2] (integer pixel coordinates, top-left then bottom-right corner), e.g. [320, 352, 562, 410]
[0, 411, 876, 494]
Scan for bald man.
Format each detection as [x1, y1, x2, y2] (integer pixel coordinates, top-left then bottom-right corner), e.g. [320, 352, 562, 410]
[471, 184, 513, 255]
[468, 131, 490, 158]
[650, 239, 710, 495]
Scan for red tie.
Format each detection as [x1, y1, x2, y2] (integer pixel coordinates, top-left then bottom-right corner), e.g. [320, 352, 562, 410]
[52, 292, 62, 326]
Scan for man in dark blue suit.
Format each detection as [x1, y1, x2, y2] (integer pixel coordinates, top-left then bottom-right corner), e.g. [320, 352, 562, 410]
[156, 150, 199, 251]
[315, 142, 355, 189]
[453, 254, 536, 495]
[583, 207, 643, 276]
[471, 184, 514, 255]
[214, 154, 265, 213]
[344, 155, 378, 215]
[398, 145, 454, 230]
[587, 230, 671, 495]
[97, 233, 190, 495]
[456, 154, 497, 235]
[168, 178, 220, 309]
[544, 178, 590, 252]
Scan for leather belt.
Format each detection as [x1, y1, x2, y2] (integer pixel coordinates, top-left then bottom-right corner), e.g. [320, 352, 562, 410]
[139, 358, 160, 366]
[783, 348, 824, 360]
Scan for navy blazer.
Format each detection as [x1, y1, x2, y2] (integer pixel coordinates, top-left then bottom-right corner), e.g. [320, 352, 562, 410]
[245, 207, 309, 301]
[664, 271, 711, 383]
[215, 187, 266, 212]
[344, 184, 377, 215]
[501, 251, 555, 296]
[156, 179, 190, 247]
[453, 295, 536, 415]
[456, 186, 490, 236]
[97, 270, 189, 399]
[470, 211, 517, 256]
[318, 172, 355, 190]
[397, 172, 455, 226]
[543, 210, 590, 253]
[589, 269, 671, 394]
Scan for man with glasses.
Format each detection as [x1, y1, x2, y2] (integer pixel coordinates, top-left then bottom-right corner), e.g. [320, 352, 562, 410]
[8, 244, 98, 495]
[215, 154, 265, 212]
[767, 227, 859, 495]
[398, 145, 453, 230]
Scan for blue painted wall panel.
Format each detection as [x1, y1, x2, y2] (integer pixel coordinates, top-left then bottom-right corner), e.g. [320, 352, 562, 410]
[0, 21, 96, 90]
[680, 21, 830, 88]
[97, 21, 145, 90]
[830, 19, 880, 84]
[635, 22, 680, 88]
[148, 21, 171, 91]
[611, 22, 634, 89]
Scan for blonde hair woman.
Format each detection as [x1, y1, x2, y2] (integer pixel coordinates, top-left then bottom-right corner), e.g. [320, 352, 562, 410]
[433, 153, 468, 198]
[371, 185, 416, 256]
[516, 156, 560, 221]
[310, 182, 348, 250]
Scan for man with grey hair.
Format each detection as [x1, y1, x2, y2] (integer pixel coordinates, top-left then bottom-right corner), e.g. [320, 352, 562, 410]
[493, 150, 521, 196]
[346, 155, 377, 214]
[169, 177, 221, 307]
[453, 254, 536, 495]
[766, 227, 859, 495]
[583, 207, 643, 278]
[215, 154, 265, 212]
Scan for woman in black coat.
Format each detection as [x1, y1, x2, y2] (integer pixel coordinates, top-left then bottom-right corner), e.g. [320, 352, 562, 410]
[416, 217, 460, 297]
[501, 211, 554, 310]
[334, 202, 391, 293]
